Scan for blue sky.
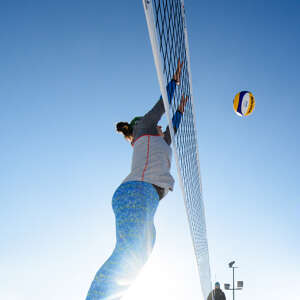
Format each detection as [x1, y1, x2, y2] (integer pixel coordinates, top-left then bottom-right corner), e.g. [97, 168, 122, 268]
[1, 1, 299, 299]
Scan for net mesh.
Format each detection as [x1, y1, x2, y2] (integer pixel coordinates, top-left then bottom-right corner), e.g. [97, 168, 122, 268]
[143, 0, 212, 299]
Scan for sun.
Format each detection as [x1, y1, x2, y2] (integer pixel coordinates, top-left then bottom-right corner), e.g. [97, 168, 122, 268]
[122, 254, 184, 300]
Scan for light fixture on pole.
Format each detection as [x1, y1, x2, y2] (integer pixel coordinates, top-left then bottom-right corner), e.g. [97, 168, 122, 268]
[224, 261, 243, 300]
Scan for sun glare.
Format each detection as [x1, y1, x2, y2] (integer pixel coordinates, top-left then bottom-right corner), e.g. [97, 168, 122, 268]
[122, 255, 184, 300]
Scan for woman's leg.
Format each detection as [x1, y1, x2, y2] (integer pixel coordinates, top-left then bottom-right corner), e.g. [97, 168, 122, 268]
[86, 181, 159, 300]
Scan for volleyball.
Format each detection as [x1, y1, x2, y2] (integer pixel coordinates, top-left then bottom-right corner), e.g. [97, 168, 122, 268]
[233, 91, 255, 117]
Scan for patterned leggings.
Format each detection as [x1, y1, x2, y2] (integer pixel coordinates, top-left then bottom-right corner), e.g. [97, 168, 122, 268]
[86, 181, 160, 300]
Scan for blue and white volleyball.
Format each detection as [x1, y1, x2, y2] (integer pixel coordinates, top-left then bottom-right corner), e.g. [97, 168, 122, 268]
[233, 91, 255, 117]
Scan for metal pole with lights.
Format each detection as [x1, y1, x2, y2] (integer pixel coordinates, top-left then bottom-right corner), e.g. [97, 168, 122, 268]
[224, 261, 243, 300]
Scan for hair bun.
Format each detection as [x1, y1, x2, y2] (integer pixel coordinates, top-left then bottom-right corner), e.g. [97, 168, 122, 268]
[116, 122, 133, 138]
[116, 122, 126, 132]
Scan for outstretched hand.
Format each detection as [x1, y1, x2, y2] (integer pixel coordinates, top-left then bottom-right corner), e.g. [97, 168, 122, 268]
[178, 95, 189, 113]
[173, 58, 184, 85]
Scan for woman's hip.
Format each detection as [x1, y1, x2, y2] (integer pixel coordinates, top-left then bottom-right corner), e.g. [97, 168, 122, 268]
[112, 181, 159, 216]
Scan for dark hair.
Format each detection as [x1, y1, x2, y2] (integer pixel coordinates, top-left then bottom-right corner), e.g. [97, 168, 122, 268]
[116, 122, 133, 139]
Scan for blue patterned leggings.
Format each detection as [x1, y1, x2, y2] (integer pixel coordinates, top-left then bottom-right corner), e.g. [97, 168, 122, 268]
[86, 181, 160, 300]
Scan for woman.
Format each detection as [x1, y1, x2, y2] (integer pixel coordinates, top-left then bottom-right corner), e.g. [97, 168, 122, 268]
[86, 60, 188, 300]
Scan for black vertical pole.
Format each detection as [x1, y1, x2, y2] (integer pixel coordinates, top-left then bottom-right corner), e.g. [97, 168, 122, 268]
[232, 267, 235, 300]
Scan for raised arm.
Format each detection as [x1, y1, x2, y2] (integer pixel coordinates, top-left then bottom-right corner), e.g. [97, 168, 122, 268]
[164, 94, 189, 145]
[142, 79, 178, 125]
[142, 59, 183, 126]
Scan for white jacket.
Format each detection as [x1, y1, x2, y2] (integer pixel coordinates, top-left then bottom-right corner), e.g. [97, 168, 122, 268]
[123, 134, 174, 194]
[123, 80, 181, 198]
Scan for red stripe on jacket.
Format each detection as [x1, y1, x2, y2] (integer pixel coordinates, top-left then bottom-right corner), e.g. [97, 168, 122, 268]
[141, 136, 150, 181]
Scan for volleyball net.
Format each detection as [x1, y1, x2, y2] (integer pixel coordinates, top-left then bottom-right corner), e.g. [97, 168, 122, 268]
[143, 0, 212, 298]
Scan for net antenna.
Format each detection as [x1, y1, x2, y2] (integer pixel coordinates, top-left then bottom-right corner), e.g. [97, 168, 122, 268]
[143, 1, 212, 299]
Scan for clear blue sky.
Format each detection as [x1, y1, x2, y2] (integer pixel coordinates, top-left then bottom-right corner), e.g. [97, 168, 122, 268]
[1, 1, 299, 300]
